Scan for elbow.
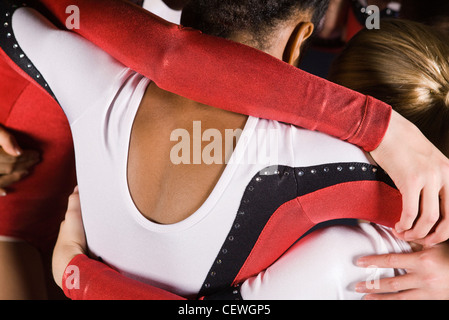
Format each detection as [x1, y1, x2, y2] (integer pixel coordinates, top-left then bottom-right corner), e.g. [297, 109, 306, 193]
[153, 24, 200, 87]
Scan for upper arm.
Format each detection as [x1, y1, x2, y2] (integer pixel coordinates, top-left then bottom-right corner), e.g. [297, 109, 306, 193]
[9, 6, 128, 124]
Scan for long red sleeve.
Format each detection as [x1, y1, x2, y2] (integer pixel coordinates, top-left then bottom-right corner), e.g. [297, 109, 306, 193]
[28, 0, 393, 299]
[63, 254, 186, 300]
[38, 0, 391, 152]
[63, 181, 402, 300]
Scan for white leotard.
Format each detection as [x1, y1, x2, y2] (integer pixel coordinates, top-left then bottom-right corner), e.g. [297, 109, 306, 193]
[142, 0, 182, 24]
[11, 7, 410, 299]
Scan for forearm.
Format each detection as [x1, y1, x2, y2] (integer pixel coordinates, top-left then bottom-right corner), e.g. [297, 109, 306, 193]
[38, 0, 392, 152]
[63, 254, 186, 300]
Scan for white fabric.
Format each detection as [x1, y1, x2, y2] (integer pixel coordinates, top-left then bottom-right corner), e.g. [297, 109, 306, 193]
[142, 0, 182, 24]
[241, 223, 411, 300]
[13, 7, 410, 299]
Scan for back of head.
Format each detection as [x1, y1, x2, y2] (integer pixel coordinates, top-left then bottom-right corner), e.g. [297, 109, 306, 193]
[181, 0, 329, 50]
[329, 19, 449, 153]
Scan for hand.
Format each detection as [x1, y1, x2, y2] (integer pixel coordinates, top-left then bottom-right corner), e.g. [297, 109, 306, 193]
[370, 110, 449, 246]
[355, 242, 449, 300]
[52, 186, 87, 289]
[0, 126, 40, 195]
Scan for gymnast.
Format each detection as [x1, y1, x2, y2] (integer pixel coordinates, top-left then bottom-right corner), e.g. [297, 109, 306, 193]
[2, 0, 448, 298]
[0, 0, 185, 300]
[328, 18, 449, 300]
[45, 0, 408, 299]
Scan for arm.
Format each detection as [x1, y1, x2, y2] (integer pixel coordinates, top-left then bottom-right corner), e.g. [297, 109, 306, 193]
[0, 126, 39, 195]
[62, 254, 186, 300]
[54, 180, 400, 300]
[53, 188, 186, 300]
[3, 4, 131, 125]
[36, 0, 449, 245]
[38, 0, 389, 153]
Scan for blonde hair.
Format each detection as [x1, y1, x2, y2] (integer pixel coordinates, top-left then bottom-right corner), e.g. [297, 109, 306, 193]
[329, 19, 449, 152]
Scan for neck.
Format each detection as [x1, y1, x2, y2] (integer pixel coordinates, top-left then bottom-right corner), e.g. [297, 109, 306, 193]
[228, 27, 294, 61]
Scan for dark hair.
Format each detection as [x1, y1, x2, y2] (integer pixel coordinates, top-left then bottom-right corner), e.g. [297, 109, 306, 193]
[181, 0, 329, 48]
[401, 0, 449, 35]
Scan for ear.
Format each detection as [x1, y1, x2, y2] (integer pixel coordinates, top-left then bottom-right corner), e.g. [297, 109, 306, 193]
[283, 22, 314, 66]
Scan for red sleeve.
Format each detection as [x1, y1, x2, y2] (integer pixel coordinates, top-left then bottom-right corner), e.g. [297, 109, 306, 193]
[62, 254, 186, 300]
[233, 181, 402, 283]
[38, 0, 391, 152]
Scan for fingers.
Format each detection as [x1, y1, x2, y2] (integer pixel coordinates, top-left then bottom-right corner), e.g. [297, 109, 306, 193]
[420, 188, 449, 247]
[403, 185, 440, 241]
[66, 187, 81, 218]
[356, 273, 419, 295]
[355, 254, 422, 300]
[396, 174, 449, 244]
[395, 183, 420, 234]
[61, 186, 86, 248]
[0, 170, 30, 190]
[357, 252, 417, 270]
[0, 126, 22, 157]
[0, 149, 40, 175]
[52, 186, 85, 290]
[362, 289, 423, 300]
[0, 149, 40, 192]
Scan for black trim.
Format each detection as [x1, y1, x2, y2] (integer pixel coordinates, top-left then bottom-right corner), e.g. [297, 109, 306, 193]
[202, 284, 243, 301]
[128, 0, 145, 7]
[198, 162, 394, 298]
[0, 0, 58, 101]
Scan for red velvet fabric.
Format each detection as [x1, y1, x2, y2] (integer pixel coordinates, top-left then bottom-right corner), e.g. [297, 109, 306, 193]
[63, 180, 401, 300]
[63, 254, 186, 300]
[40, 0, 392, 152]
[0, 53, 76, 253]
[233, 181, 401, 284]
[0, 0, 395, 297]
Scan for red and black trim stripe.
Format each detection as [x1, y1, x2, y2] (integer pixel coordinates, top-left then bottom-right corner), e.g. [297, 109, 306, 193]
[199, 162, 395, 299]
[0, 0, 58, 101]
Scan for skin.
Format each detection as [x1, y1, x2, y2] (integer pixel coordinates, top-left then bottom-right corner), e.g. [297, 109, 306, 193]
[0, 1, 445, 299]
[54, 12, 316, 284]
[0, 126, 39, 196]
[53, 8, 449, 299]
[356, 242, 449, 300]
[0, 128, 42, 299]
[0, 241, 47, 300]
[127, 15, 314, 224]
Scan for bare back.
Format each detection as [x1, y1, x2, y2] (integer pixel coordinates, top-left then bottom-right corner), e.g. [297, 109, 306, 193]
[128, 82, 248, 224]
